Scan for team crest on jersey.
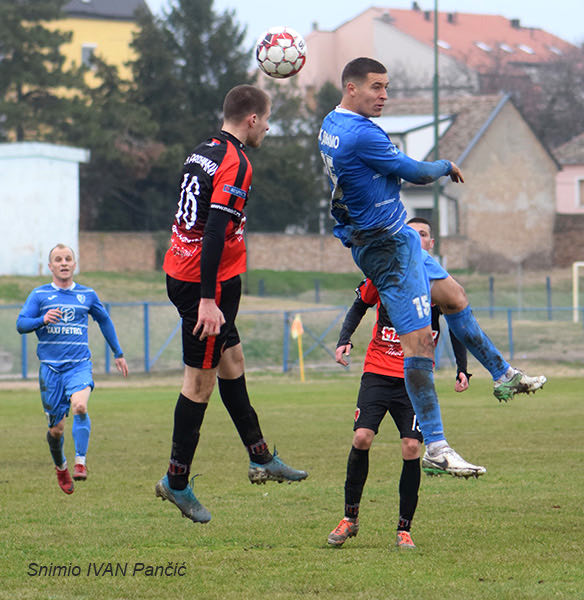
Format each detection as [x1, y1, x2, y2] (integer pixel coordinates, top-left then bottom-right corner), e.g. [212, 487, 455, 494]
[76, 294, 85, 304]
[61, 307, 75, 323]
[354, 408, 361, 422]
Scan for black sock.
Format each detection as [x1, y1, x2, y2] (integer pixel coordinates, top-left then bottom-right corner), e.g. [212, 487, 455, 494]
[398, 458, 421, 531]
[218, 375, 272, 464]
[46, 431, 64, 468]
[344, 446, 369, 519]
[167, 393, 207, 490]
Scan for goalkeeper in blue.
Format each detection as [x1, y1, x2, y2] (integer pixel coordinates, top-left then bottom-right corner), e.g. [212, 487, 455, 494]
[16, 244, 128, 494]
[319, 57, 546, 478]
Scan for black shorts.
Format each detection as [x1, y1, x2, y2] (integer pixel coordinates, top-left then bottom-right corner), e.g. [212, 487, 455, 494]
[354, 372, 423, 441]
[166, 274, 241, 369]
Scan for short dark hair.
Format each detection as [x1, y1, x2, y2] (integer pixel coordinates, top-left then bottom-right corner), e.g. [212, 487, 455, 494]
[407, 216, 433, 235]
[341, 57, 387, 88]
[223, 85, 270, 123]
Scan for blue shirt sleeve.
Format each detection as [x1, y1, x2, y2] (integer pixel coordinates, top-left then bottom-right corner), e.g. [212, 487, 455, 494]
[16, 291, 45, 334]
[88, 293, 124, 358]
[358, 127, 452, 184]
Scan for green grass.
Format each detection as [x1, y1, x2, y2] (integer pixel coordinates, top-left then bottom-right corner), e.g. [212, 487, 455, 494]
[1, 266, 578, 308]
[1, 374, 582, 599]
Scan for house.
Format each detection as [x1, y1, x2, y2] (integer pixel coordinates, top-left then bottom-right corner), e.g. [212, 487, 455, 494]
[299, 5, 576, 96]
[552, 132, 584, 266]
[47, 0, 149, 83]
[374, 94, 559, 271]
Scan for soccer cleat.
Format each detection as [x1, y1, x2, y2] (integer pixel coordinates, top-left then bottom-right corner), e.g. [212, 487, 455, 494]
[327, 518, 359, 547]
[55, 466, 74, 495]
[493, 370, 547, 402]
[422, 447, 486, 479]
[396, 530, 416, 549]
[73, 463, 87, 481]
[155, 474, 211, 523]
[248, 449, 308, 484]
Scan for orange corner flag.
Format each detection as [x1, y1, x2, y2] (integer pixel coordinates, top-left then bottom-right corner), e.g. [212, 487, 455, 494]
[290, 314, 304, 339]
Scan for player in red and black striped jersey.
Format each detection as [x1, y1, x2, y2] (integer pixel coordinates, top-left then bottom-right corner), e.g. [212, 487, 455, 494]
[328, 219, 470, 549]
[156, 85, 307, 525]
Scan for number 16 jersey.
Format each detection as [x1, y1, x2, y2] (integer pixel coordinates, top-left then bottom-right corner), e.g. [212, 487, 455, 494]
[163, 130, 252, 283]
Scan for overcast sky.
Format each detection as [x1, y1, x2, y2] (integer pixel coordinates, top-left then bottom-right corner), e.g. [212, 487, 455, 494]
[145, 0, 584, 48]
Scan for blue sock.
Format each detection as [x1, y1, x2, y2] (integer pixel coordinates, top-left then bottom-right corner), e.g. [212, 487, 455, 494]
[403, 357, 445, 444]
[72, 413, 91, 458]
[444, 306, 509, 380]
[46, 431, 66, 468]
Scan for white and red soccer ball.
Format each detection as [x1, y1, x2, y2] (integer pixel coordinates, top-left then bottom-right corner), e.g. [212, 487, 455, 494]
[255, 26, 307, 79]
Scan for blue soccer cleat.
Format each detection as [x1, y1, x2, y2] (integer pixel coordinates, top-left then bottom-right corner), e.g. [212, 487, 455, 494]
[248, 449, 308, 484]
[155, 474, 211, 523]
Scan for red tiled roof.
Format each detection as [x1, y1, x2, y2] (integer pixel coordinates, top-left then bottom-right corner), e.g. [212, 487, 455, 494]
[369, 7, 576, 72]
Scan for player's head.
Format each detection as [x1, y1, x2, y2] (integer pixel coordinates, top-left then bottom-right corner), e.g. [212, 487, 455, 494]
[408, 217, 434, 252]
[222, 85, 271, 148]
[48, 244, 76, 284]
[340, 58, 389, 118]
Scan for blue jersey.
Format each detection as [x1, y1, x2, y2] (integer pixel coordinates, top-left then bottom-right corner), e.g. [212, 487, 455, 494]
[318, 107, 452, 246]
[16, 282, 123, 371]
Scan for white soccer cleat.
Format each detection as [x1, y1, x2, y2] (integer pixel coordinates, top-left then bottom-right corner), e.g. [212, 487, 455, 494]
[422, 447, 486, 479]
[494, 370, 547, 402]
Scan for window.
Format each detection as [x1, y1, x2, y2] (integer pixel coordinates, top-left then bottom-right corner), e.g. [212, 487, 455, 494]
[518, 44, 535, 55]
[81, 43, 97, 69]
[414, 208, 434, 224]
[437, 40, 451, 50]
[498, 43, 514, 53]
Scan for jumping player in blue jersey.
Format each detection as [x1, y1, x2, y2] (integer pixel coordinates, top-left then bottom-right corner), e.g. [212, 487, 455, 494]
[16, 244, 128, 494]
[319, 57, 546, 478]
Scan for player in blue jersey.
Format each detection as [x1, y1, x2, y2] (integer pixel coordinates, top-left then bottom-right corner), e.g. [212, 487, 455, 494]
[319, 57, 546, 478]
[16, 244, 128, 494]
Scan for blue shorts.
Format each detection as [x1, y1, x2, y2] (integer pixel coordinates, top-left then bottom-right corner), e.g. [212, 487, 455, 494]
[351, 225, 431, 335]
[423, 250, 449, 282]
[39, 362, 94, 428]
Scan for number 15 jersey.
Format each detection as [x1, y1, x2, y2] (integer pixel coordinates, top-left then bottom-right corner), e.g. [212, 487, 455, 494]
[163, 130, 252, 283]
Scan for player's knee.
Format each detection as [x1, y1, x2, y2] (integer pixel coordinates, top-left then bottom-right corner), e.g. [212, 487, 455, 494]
[353, 429, 374, 450]
[442, 280, 468, 312]
[401, 438, 421, 460]
[48, 425, 64, 438]
[72, 402, 87, 415]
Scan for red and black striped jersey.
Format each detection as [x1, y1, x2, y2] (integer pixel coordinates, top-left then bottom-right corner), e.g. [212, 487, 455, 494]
[163, 131, 252, 283]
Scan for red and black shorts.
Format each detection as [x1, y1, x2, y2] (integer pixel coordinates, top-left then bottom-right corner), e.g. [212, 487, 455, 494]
[166, 274, 242, 369]
[354, 372, 423, 441]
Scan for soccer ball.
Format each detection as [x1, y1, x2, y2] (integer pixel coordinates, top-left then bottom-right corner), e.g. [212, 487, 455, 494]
[255, 26, 307, 79]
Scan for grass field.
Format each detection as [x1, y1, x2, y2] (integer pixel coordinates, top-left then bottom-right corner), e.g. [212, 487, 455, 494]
[1, 373, 582, 600]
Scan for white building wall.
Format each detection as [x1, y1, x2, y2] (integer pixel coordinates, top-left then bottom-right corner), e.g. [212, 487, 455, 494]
[0, 143, 89, 275]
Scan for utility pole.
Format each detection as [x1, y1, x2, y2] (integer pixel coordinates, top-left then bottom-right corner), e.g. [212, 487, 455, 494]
[432, 0, 441, 258]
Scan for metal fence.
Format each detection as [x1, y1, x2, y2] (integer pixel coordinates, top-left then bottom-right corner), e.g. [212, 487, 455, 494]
[1, 302, 583, 380]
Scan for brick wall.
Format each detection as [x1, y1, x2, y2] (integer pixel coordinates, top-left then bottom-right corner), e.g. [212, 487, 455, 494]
[80, 227, 578, 273]
[79, 232, 158, 271]
[78, 231, 360, 273]
[553, 215, 584, 267]
[246, 233, 359, 273]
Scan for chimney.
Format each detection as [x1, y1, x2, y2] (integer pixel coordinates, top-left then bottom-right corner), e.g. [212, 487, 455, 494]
[510, 18, 521, 29]
[412, 1, 421, 10]
[424, 10, 431, 21]
[380, 10, 394, 24]
[447, 12, 457, 24]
